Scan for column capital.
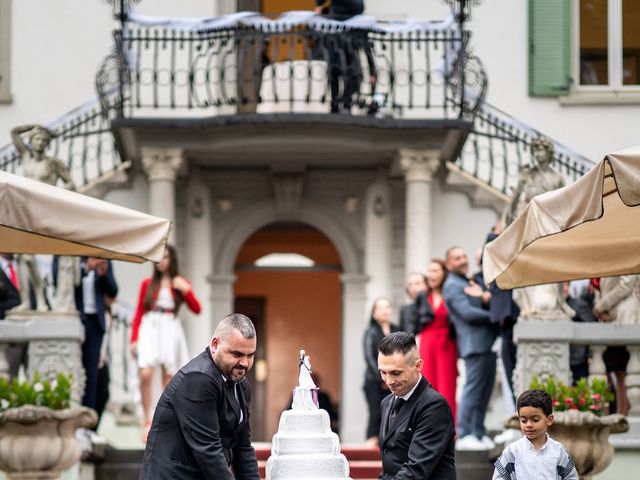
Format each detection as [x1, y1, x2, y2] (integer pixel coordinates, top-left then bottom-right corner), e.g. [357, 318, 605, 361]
[398, 149, 440, 182]
[141, 147, 184, 182]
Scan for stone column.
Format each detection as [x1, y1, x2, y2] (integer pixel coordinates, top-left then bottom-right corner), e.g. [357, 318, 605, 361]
[141, 148, 184, 243]
[340, 273, 368, 443]
[364, 170, 393, 305]
[398, 149, 440, 276]
[183, 171, 213, 357]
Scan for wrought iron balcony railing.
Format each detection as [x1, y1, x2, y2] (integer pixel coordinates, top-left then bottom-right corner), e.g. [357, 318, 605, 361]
[98, 12, 486, 120]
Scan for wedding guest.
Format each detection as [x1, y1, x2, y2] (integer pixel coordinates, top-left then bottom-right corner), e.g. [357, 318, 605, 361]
[130, 245, 201, 441]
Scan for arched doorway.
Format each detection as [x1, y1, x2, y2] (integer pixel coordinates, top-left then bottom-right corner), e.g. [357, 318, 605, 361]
[233, 222, 343, 441]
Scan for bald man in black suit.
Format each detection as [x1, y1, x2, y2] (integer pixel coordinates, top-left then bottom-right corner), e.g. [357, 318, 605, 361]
[139, 313, 259, 480]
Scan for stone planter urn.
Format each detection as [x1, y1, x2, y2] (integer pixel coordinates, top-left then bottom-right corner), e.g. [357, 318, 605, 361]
[506, 410, 629, 480]
[0, 405, 97, 479]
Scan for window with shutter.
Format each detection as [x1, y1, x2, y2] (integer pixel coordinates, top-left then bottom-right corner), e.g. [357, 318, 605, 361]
[529, 0, 570, 96]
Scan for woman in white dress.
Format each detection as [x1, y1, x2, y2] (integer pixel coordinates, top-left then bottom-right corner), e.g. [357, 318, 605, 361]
[129, 245, 201, 440]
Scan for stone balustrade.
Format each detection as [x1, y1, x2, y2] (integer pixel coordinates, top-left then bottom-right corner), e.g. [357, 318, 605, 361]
[514, 321, 640, 449]
[0, 312, 86, 403]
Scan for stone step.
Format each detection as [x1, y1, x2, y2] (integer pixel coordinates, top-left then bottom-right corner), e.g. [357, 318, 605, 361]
[94, 446, 143, 480]
[93, 443, 498, 479]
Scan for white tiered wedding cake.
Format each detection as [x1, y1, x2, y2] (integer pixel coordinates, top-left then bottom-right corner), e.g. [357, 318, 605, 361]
[266, 351, 352, 480]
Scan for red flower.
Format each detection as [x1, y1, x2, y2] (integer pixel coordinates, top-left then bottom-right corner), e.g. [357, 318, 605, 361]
[592, 394, 601, 402]
[579, 397, 586, 406]
[565, 398, 573, 405]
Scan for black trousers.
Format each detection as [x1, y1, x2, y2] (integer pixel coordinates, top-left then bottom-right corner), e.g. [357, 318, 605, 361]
[81, 313, 104, 411]
[364, 380, 387, 439]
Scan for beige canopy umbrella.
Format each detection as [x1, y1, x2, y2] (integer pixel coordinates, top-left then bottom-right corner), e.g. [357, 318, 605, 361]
[483, 146, 640, 289]
[0, 170, 170, 263]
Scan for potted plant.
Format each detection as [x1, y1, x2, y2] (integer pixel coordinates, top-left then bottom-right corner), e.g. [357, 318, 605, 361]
[505, 376, 629, 480]
[0, 372, 97, 480]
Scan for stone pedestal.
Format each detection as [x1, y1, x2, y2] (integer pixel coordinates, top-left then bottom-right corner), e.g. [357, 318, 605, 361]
[512, 320, 572, 396]
[0, 312, 85, 403]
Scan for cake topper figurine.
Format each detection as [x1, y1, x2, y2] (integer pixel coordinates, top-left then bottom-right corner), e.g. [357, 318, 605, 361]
[293, 349, 319, 410]
[298, 350, 316, 389]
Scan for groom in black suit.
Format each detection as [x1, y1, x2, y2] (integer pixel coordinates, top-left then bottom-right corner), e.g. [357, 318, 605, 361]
[377, 332, 456, 479]
[139, 313, 259, 480]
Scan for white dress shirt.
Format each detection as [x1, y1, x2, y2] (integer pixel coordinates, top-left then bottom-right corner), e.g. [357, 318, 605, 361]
[493, 434, 579, 480]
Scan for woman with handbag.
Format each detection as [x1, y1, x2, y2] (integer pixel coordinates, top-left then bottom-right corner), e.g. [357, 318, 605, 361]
[416, 259, 458, 420]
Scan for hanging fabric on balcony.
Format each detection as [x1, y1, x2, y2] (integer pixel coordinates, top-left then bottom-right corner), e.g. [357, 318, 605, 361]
[483, 146, 640, 289]
[0, 170, 170, 263]
[126, 11, 455, 34]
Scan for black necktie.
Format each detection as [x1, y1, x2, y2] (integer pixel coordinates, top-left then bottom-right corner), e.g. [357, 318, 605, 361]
[388, 397, 406, 430]
[226, 379, 243, 421]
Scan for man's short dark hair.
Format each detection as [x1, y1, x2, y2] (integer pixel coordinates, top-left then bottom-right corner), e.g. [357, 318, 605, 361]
[379, 331, 417, 357]
[517, 389, 553, 416]
[215, 313, 256, 340]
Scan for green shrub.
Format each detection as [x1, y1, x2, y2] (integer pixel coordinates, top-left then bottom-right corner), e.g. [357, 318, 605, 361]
[529, 375, 613, 416]
[0, 372, 73, 411]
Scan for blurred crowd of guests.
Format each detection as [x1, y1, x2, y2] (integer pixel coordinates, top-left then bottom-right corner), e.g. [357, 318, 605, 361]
[361, 223, 640, 449]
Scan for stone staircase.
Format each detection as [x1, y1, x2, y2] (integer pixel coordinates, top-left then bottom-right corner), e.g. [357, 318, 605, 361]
[92, 443, 497, 479]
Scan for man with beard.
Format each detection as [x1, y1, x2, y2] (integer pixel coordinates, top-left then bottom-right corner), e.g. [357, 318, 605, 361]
[139, 313, 259, 480]
[443, 246, 497, 451]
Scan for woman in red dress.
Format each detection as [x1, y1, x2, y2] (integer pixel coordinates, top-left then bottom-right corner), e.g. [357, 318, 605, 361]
[417, 258, 458, 420]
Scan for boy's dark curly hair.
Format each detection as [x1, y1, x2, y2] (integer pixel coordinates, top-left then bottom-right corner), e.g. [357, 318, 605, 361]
[517, 389, 553, 416]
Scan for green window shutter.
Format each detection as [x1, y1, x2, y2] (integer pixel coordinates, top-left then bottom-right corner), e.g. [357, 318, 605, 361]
[529, 0, 570, 96]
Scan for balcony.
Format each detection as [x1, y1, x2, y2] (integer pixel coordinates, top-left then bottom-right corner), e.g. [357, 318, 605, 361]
[0, 11, 591, 193]
[91, 11, 486, 169]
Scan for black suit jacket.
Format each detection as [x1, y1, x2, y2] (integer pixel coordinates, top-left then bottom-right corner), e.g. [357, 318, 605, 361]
[379, 377, 456, 480]
[73, 258, 118, 333]
[139, 347, 259, 480]
[399, 292, 434, 334]
[0, 268, 21, 319]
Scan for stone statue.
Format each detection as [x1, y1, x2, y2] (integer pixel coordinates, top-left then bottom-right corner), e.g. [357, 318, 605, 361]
[11, 125, 78, 313]
[506, 137, 566, 226]
[507, 137, 574, 321]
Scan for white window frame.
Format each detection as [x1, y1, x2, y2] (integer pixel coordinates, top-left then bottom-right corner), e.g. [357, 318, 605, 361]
[562, 0, 640, 104]
[0, 0, 11, 104]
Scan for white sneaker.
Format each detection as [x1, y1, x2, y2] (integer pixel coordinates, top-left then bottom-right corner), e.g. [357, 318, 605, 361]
[493, 429, 522, 445]
[480, 435, 496, 449]
[456, 434, 488, 451]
